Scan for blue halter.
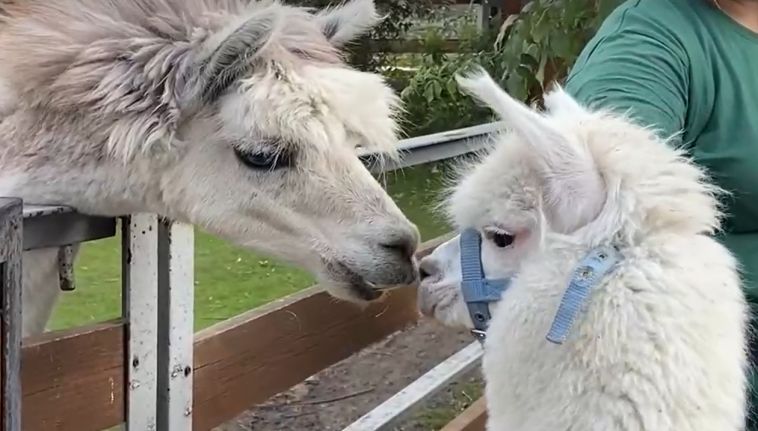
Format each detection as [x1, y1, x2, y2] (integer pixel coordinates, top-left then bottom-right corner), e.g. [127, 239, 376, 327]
[459, 228, 622, 343]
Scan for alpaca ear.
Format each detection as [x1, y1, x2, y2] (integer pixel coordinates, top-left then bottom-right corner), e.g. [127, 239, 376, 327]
[455, 68, 605, 232]
[316, 0, 381, 46]
[542, 85, 588, 118]
[193, 10, 280, 102]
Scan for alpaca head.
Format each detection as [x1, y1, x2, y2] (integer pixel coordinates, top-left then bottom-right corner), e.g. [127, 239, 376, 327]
[417, 68, 720, 328]
[0, 0, 420, 302]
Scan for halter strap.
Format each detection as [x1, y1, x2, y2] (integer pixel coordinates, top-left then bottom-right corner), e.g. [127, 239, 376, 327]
[545, 245, 621, 344]
[458, 228, 622, 344]
[460, 228, 511, 340]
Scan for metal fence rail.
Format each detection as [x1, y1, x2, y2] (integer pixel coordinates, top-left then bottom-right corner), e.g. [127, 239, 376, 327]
[343, 341, 483, 431]
[0, 199, 22, 431]
[361, 121, 502, 173]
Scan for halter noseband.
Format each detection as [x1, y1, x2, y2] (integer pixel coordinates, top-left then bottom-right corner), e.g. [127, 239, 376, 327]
[460, 228, 511, 340]
[458, 228, 622, 343]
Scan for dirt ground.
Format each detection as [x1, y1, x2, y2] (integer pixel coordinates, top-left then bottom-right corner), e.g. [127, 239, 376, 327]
[215, 318, 484, 431]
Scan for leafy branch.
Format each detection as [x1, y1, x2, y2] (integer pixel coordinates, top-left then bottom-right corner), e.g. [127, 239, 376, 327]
[398, 0, 619, 136]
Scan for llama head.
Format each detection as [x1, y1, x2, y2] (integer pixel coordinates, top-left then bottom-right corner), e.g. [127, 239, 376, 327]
[0, 0, 420, 302]
[168, 0, 421, 302]
[417, 68, 721, 329]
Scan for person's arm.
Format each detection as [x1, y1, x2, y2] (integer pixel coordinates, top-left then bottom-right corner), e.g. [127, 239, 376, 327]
[564, 6, 691, 144]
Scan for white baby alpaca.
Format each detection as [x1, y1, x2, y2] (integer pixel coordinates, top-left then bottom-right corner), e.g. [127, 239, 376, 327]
[418, 70, 748, 430]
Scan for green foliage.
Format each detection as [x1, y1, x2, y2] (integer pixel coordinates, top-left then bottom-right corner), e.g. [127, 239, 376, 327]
[398, 14, 500, 137]
[398, 0, 620, 136]
[296, 0, 436, 71]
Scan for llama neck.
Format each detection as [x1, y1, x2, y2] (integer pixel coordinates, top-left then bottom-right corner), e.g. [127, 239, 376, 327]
[0, 109, 161, 216]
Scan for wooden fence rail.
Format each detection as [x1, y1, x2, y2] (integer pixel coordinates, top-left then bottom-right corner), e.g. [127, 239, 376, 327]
[440, 397, 487, 431]
[17, 234, 450, 431]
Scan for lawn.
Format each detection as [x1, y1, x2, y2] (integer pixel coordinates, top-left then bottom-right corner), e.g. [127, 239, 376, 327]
[49, 162, 457, 331]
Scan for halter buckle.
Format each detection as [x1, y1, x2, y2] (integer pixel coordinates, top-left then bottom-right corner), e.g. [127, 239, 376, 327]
[470, 328, 487, 342]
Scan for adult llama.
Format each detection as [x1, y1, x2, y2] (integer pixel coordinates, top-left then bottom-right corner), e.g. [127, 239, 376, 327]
[0, 0, 420, 337]
[417, 69, 748, 430]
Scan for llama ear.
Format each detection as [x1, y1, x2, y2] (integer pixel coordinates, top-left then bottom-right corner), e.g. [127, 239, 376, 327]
[316, 0, 381, 46]
[194, 11, 280, 102]
[455, 68, 605, 232]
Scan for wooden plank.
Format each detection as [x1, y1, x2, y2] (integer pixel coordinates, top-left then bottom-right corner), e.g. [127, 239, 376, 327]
[191, 234, 452, 430]
[0, 198, 22, 431]
[500, 0, 523, 16]
[21, 322, 125, 431]
[157, 220, 194, 430]
[343, 342, 482, 431]
[13, 231, 451, 431]
[440, 397, 487, 431]
[192, 285, 418, 430]
[122, 214, 160, 430]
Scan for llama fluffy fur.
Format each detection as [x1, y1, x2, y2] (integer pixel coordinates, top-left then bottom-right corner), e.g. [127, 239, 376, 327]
[0, 0, 420, 336]
[418, 70, 748, 430]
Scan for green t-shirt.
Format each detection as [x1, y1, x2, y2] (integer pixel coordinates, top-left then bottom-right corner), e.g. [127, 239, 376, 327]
[565, 0, 758, 303]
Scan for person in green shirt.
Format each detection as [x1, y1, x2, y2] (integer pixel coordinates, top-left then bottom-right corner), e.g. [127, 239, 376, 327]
[564, 0, 758, 426]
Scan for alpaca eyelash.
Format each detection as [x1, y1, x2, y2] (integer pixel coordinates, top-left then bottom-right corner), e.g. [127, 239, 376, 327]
[482, 226, 516, 248]
[482, 226, 512, 237]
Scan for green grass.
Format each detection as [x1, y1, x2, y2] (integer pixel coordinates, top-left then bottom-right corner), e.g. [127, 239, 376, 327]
[49, 162, 456, 331]
[408, 379, 484, 430]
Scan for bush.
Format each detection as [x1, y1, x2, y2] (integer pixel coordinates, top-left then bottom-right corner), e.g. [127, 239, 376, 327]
[398, 0, 620, 137]
[296, 0, 437, 72]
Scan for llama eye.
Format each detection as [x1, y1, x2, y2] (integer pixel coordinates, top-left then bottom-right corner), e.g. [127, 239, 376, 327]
[234, 147, 290, 170]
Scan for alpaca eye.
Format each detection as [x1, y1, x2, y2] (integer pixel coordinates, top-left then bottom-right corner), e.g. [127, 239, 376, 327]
[484, 228, 515, 248]
[492, 232, 514, 248]
[234, 147, 290, 170]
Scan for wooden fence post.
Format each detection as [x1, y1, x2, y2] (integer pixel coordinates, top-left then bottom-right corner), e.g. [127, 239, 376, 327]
[0, 198, 22, 431]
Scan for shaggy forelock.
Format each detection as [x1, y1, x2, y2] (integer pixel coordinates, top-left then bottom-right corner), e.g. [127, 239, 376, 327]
[0, 0, 349, 161]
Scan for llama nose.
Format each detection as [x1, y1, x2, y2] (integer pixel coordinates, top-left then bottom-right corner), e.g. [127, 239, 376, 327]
[378, 225, 420, 261]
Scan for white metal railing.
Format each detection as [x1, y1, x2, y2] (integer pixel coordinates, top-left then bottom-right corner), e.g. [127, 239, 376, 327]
[118, 215, 194, 430]
[122, 215, 194, 430]
[343, 342, 483, 431]
[0, 198, 22, 431]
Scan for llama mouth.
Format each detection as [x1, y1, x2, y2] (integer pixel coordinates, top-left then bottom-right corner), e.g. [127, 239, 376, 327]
[351, 279, 383, 301]
[323, 259, 384, 301]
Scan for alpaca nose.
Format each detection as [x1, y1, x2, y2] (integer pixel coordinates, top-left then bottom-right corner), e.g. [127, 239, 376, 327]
[419, 256, 439, 282]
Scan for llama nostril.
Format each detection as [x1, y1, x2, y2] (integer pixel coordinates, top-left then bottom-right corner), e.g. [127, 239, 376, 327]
[380, 235, 418, 260]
